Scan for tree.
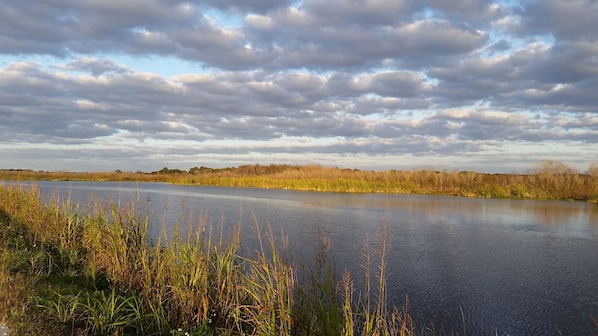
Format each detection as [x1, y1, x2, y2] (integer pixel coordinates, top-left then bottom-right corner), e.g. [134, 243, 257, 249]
[588, 163, 598, 177]
[533, 160, 577, 175]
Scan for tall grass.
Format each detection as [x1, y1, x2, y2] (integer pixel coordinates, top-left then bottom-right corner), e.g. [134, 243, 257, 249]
[3, 160, 598, 201]
[0, 183, 426, 335]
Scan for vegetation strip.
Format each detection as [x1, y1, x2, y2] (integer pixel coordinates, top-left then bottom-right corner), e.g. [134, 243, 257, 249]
[2, 160, 598, 201]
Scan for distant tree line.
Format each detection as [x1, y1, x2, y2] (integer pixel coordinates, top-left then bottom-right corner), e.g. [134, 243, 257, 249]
[153, 164, 300, 176]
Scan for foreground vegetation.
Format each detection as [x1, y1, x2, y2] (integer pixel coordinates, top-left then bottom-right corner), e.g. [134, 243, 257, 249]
[2, 160, 598, 201]
[0, 184, 427, 336]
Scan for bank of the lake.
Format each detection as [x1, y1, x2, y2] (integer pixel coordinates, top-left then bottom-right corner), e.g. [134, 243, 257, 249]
[2, 162, 598, 201]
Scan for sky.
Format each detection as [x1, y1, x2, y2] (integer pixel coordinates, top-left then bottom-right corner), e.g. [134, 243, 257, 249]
[0, 0, 597, 173]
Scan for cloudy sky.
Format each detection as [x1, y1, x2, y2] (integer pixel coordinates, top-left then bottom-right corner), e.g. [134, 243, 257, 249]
[1, 0, 597, 173]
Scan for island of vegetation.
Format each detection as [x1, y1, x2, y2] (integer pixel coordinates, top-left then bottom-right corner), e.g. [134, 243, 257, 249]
[1, 160, 598, 201]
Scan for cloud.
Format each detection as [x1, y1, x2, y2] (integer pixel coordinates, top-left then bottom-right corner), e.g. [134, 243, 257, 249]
[301, 0, 418, 26]
[202, 0, 295, 14]
[0, 0, 596, 172]
[516, 0, 598, 41]
[54, 57, 129, 76]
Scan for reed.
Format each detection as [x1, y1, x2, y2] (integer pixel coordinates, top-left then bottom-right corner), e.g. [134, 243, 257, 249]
[3, 160, 597, 201]
[293, 228, 343, 335]
[236, 222, 295, 335]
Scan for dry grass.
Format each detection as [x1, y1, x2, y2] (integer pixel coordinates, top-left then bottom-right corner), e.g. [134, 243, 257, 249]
[3, 160, 597, 201]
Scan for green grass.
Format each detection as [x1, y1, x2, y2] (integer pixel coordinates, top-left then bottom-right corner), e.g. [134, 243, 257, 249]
[0, 183, 427, 336]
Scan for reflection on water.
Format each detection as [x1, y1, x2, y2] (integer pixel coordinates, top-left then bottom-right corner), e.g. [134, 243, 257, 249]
[3, 180, 598, 335]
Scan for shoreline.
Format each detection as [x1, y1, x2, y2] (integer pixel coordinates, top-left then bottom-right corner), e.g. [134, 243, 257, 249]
[2, 175, 597, 203]
[1, 162, 597, 203]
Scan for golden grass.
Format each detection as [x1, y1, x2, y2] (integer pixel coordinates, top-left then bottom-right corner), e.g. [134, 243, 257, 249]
[3, 160, 598, 201]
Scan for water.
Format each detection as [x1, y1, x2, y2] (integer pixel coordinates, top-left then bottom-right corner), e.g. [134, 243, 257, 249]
[3, 180, 598, 335]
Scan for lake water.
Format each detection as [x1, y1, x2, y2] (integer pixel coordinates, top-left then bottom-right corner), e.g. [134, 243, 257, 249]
[3, 180, 598, 335]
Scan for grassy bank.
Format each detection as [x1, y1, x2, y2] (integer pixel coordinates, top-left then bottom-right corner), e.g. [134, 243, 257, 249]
[173, 164, 598, 201]
[0, 184, 422, 336]
[2, 161, 598, 201]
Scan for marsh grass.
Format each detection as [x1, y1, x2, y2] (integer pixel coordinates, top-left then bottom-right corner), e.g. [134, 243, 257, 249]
[3, 161, 598, 201]
[293, 229, 343, 335]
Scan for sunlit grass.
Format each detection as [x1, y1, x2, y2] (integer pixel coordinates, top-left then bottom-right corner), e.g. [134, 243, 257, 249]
[2, 161, 598, 201]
